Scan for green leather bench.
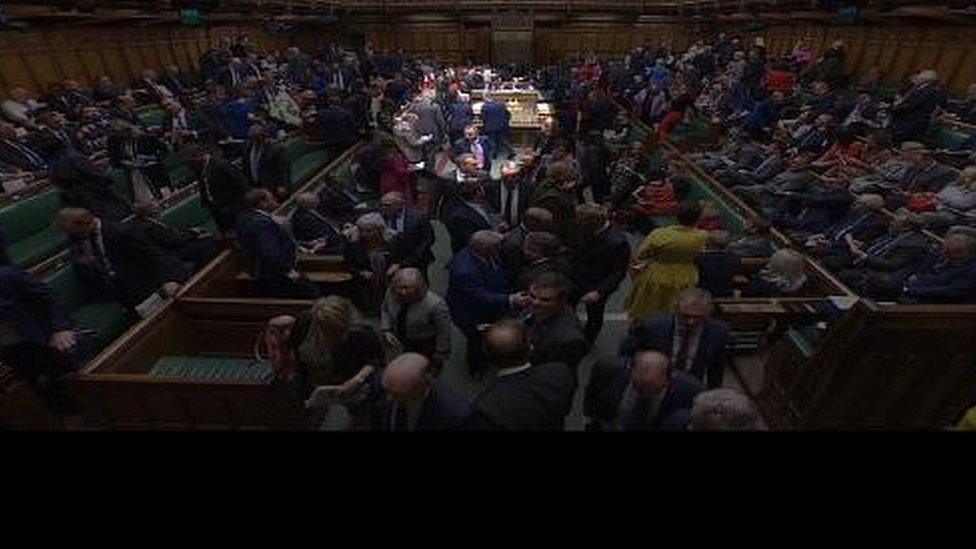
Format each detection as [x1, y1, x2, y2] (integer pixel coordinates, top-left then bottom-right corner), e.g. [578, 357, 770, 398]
[0, 189, 67, 268]
[43, 264, 133, 356]
[138, 109, 167, 128]
[160, 194, 218, 233]
[931, 125, 973, 151]
[285, 137, 329, 190]
[148, 356, 274, 382]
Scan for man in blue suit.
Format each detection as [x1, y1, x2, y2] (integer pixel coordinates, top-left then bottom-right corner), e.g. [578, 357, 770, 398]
[620, 288, 730, 390]
[371, 353, 470, 431]
[481, 94, 514, 160]
[453, 124, 495, 175]
[446, 230, 530, 376]
[903, 233, 976, 303]
[236, 189, 320, 299]
[0, 264, 81, 418]
[448, 96, 474, 142]
[584, 348, 703, 431]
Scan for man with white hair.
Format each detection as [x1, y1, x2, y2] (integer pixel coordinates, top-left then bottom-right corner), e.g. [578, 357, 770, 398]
[370, 353, 469, 431]
[380, 268, 452, 371]
[890, 69, 947, 144]
[688, 388, 760, 431]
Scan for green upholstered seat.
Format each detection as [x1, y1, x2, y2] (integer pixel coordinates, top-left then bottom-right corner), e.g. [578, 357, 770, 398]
[148, 356, 274, 383]
[138, 109, 167, 128]
[43, 265, 133, 352]
[291, 151, 329, 187]
[165, 153, 195, 188]
[931, 125, 972, 151]
[161, 195, 213, 230]
[0, 188, 66, 268]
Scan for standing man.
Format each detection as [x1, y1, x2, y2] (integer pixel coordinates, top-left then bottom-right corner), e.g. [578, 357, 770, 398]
[380, 191, 436, 278]
[523, 272, 589, 382]
[571, 204, 631, 344]
[180, 145, 248, 236]
[371, 353, 470, 431]
[245, 125, 292, 201]
[453, 125, 495, 175]
[486, 161, 536, 232]
[464, 319, 576, 431]
[481, 92, 514, 160]
[380, 269, 452, 372]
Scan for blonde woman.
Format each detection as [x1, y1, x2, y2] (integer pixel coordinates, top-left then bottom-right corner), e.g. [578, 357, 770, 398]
[288, 295, 385, 429]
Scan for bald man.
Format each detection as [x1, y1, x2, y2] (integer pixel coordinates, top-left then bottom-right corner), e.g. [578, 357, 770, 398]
[584, 348, 703, 431]
[464, 320, 575, 431]
[446, 230, 530, 377]
[371, 353, 469, 431]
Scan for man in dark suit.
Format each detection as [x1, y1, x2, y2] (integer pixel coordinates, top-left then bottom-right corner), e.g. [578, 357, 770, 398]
[452, 124, 495, 175]
[0, 121, 47, 173]
[180, 145, 249, 235]
[446, 230, 530, 376]
[583, 348, 703, 431]
[447, 96, 474, 142]
[245, 125, 292, 200]
[571, 204, 631, 344]
[56, 207, 187, 311]
[889, 70, 947, 144]
[0, 264, 82, 418]
[40, 134, 131, 222]
[408, 94, 448, 145]
[486, 161, 536, 231]
[371, 352, 469, 431]
[523, 272, 588, 383]
[501, 206, 554, 278]
[464, 319, 576, 431]
[444, 177, 496, 254]
[130, 201, 222, 274]
[310, 92, 359, 157]
[481, 94, 513, 159]
[290, 192, 346, 254]
[838, 214, 934, 299]
[379, 191, 435, 276]
[512, 231, 574, 292]
[215, 59, 246, 91]
[236, 189, 320, 299]
[620, 288, 730, 390]
[903, 233, 976, 303]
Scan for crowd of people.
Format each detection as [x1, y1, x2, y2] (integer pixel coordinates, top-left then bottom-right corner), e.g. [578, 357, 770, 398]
[14, 29, 976, 430]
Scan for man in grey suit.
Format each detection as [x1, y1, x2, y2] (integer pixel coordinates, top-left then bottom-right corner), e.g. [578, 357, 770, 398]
[408, 93, 448, 146]
[393, 112, 431, 164]
[380, 268, 453, 372]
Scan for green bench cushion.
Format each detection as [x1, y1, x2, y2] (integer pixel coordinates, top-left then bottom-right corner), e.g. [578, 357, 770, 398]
[931, 125, 972, 151]
[72, 301, 131, 350]
[161, 196, 213, 229]
[148, 356, 273, 382]
[291, 151, 328, 187]
[0, 189, 62, 241]
[138, 110, 167, 128]
[6, 229, 68, 268]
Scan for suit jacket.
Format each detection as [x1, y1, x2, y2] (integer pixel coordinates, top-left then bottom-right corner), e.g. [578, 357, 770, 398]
[50, 151, 131, 222]
[311, 106, 359, 147]
[448, 102, 474, 135]
[393, 123, 426, 163]
[0, 265, 73, 347]
[236, 209, 297, 281]
[379, 290, 452, 364]
[71, 220, 187, 308]
[387, 209, 435, 269]
[245, 141, 291, 192]
[571, 226, 630, 298]
[694, 251, 742, 299]
[371, 384, 470, 431]
[485, 178, 535, 228]
[481, 100, 511, 134]
[501, 225, 529, 277]
[444, 200, 493, 254]
[891, 84, 946, 141]
[526, 310, 588, 376]
[464, 362, 576, 431]
[290, 207, 345, 252]
[905, 258, 976, 303]
[514, 256, 575, 293]
[409, 101, 448, 143]
[620, 314, 730, 390]
[199, 157, 248, 229]
[452, 136, 495, 174]
[445, 247, 512, 333]
[0, 138, 47, 171]
[583, 356, 703, 431]
[862, 231, 932, 273]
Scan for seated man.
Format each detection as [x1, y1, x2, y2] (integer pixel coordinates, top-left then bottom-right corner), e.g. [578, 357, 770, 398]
[0, 264, 82, 419]
[884, 142, 957, 210]
[902, 233, 976, 303]
[55, 207, 186, 312]
[810, 193, 889, 271]
[370, 352, 470, 432]
[836, 213, 934, 299]
[771, 178, 852, 241]
[584, 348, 702, 432]
[380, 268, 452, 373]
[743, 248, 812, 297]
[290, 192, 347, 254]
[523, 272, 588, 382]
[727, 217, 775, 258]
[0, 121, 47, 174]
[620, 288, 730, 390]
[695, 231, 742, 299]
[236, 189, 320, 299]
[130, 202, 222, 273]
[463, 319, 575, 431]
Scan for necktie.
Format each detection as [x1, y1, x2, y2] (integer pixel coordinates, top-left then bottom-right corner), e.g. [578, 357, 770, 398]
[90, 233, 115, 279]
[472, 140, 484, 169]
[396, 302, 411, 342]
[503, 186, 516, 227]
[674, 326, 690, 372]
[394, 405, 409, 432]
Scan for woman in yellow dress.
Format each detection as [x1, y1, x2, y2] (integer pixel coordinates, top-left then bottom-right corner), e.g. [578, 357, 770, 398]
[627, 202, 709, 322]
